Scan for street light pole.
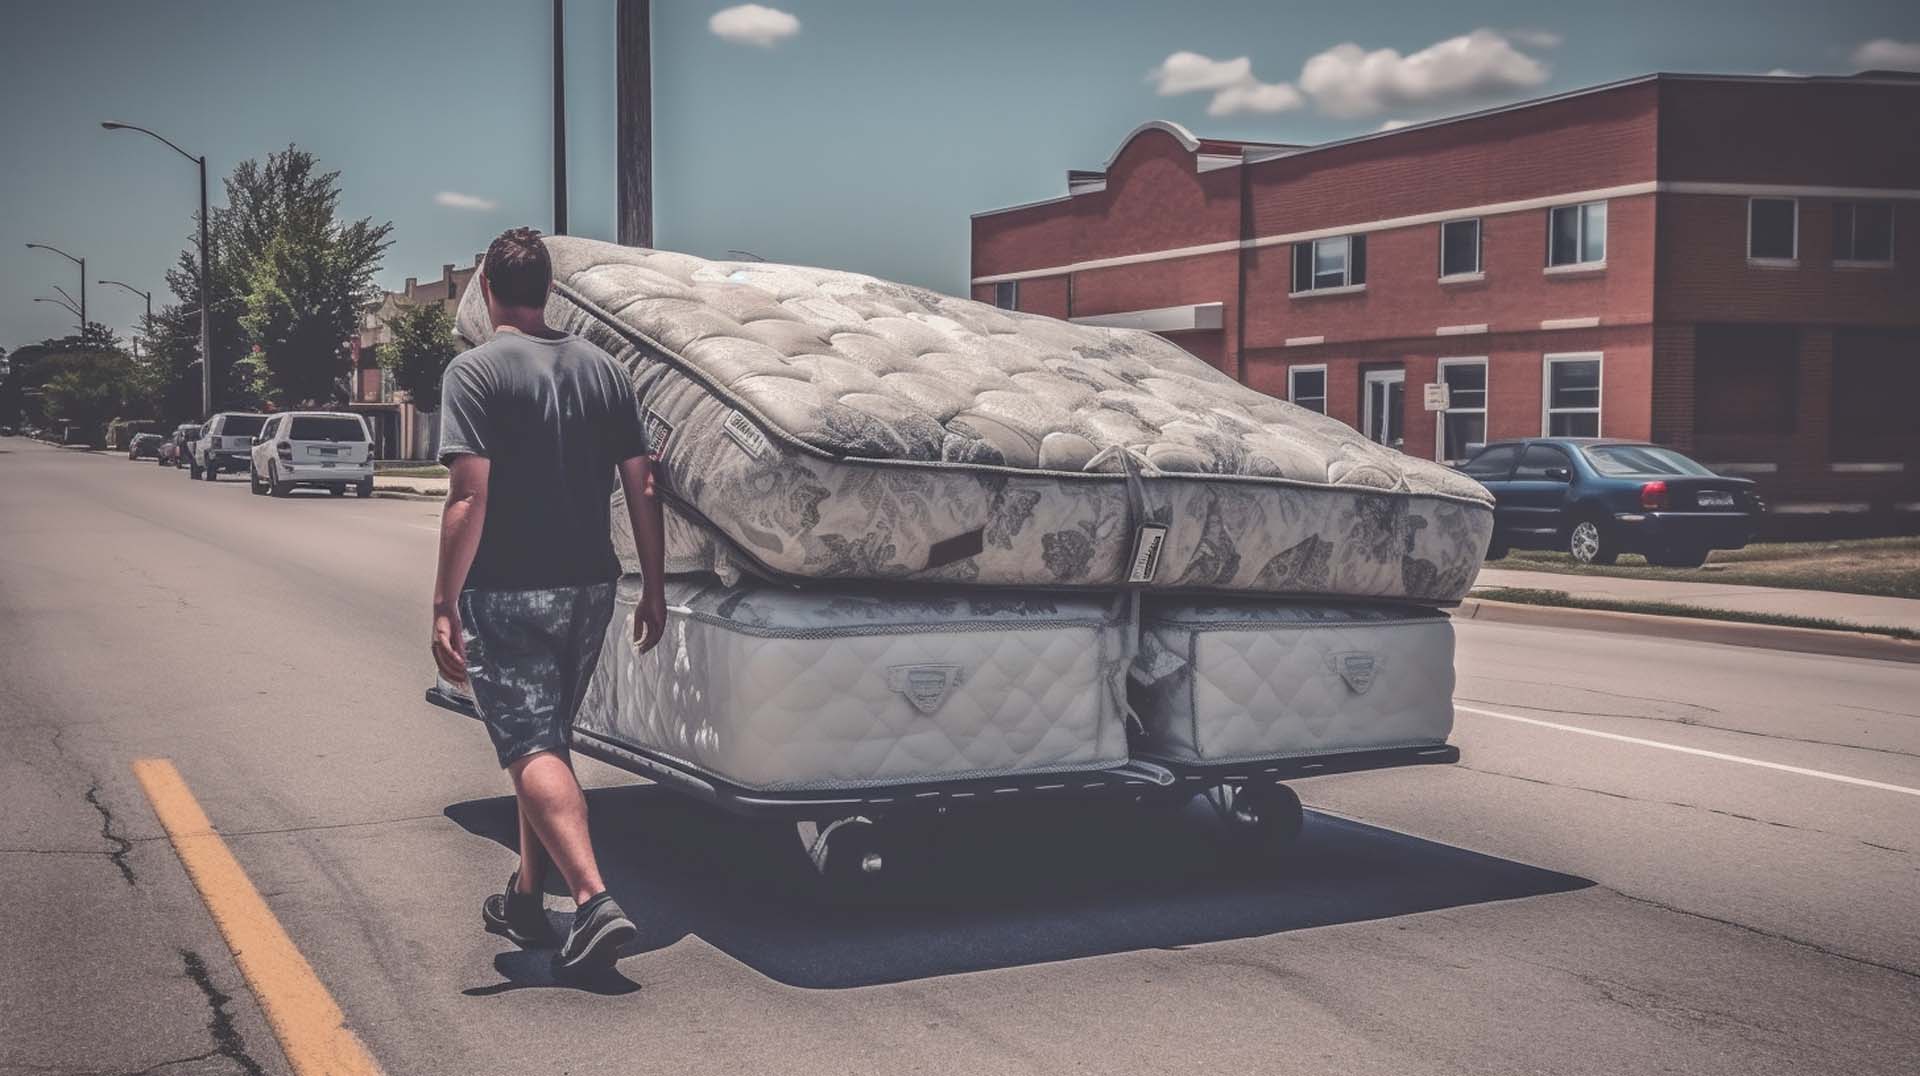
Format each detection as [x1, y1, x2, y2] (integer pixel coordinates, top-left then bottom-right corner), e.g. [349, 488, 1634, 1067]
[103, 121, 212, 418]
[99, 279, 153, 354]
[554, 0, 568, 235]
[26, 243, 85, 328]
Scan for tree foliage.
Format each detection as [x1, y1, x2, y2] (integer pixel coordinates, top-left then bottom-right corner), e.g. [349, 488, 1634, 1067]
[40, 350, 137, 436]
[378, 301, 457, 413]
[235, 147, 393, 408]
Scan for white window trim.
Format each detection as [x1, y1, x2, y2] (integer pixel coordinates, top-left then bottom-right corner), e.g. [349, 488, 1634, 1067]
[1542, 351, 1603, 437]
[1363, 367, 1406, 449]
[1439, 217, 1482, 279]
[1435, 357, 1489, 464]
[1547, 201, 1607, 269]
[1288, 363, 1329, 414]
[1747, 196, 1799, 266]
[1292, 235, 1363, 295]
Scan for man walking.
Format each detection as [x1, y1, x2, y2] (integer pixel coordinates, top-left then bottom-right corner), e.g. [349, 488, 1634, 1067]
[430, 227, 669, 974]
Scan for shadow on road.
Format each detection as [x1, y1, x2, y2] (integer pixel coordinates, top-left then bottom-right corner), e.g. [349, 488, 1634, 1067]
[445, 782, 1591, 990]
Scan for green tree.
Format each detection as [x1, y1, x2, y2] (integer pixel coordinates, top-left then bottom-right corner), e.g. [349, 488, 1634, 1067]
[378, 301, 457, 412]
[235, 146, 393, 407]
[41, 350, 136, 441]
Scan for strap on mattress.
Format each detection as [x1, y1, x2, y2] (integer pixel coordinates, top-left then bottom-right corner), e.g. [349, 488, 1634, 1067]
[1090, 446, 1165, 736]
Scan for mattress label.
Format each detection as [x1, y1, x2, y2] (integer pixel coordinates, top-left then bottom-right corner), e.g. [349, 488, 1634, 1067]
[1327, 651, 1380, 694]
[887, 664, 966, 715]
[722, 409, 772, 460]
[1127, 524, 1169, 584]
[643, 409, 675, 457]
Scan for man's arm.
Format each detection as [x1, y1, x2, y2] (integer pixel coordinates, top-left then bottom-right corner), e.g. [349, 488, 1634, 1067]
[431, 454, 490, 683]
[617, 454, 668, 655]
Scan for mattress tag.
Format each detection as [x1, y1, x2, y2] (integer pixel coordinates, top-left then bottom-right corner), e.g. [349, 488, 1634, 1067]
[643, 409, 675, 457]
[1327, 651, 1380, 694]
[722, 409, 772, 460]
[887, 664, 966, 715]
[1127, 524, 1169, 584]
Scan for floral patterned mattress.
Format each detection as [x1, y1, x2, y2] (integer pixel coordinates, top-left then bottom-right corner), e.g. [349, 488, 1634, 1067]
[455, 237, 1492, 603]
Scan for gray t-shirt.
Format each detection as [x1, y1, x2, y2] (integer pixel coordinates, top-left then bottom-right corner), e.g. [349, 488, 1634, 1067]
[438, 331, 648, 590]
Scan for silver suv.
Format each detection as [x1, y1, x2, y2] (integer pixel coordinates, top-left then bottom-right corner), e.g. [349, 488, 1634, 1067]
[248, 411, 376, 498]
[189, 412, 269, 481]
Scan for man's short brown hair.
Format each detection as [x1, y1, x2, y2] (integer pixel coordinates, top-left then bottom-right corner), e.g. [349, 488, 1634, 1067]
[483, 227, 552, 308]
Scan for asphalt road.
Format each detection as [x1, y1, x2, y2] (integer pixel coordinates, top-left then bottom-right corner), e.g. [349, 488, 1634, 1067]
[4, 437, 1917, 1076]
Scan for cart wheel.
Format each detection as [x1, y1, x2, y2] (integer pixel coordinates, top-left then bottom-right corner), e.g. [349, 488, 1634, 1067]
[1205, 782, 1305, 858]
[805, 815, 891, 893]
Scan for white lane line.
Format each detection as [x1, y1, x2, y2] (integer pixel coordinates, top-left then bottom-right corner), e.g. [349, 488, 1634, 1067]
[1456, 704, 1920, 799]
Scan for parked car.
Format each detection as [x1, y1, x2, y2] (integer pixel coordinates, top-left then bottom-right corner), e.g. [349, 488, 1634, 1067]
[127, 433, 164, 460]
[1459, 438, 1765, 568]
[248, 411, 376, 498]
[187, 412, 269, 481]
[159, 424, 199, 467]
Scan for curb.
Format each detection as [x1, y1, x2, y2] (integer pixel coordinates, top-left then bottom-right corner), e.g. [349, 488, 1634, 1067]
[1453, 598, 1920, 665]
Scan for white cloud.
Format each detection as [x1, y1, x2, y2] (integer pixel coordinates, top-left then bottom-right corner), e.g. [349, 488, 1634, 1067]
[1150, 51, 1255, 95]
[1507, 28, 1563, 50]
[1150, 51, 1303, 116]
[434, 191, 497, 211]
[1851, 38, 1920, 70]
[710, 4, 800, 48]
[1299, 29, 1552, 119]
[1378, 118, 1415, 131]
[1764, 68, 1804, 78]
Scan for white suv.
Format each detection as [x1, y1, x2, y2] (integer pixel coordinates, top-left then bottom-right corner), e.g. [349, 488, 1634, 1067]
[248, 411, 376, 498]
[189, 412, 269, 480]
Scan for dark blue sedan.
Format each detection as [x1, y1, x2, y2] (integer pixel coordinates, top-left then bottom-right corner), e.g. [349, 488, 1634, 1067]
[1457, 438, 1766, 568]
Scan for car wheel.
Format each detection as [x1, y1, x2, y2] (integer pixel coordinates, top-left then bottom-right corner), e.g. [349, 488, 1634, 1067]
[355, 477, 373, 499]
[1486, 532, 1509, 562]
[1650, 546, 1709, 569]
[203, 461, 218, 481]
[249, 466, 266, 496]
[1567, 517, 1618, 566]
[269, 464, 292, 498]
[329, 484, 347, 497]
[188, 458, 201, 480]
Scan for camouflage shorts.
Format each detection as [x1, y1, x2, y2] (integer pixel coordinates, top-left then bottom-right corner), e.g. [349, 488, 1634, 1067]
[458, 582, 617, 768]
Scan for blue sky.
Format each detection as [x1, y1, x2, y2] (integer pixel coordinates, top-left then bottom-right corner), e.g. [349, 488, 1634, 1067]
[3, 0, 1916, 347]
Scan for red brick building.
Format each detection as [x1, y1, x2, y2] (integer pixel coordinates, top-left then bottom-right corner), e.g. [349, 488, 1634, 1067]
[971, 73, 1920, 526]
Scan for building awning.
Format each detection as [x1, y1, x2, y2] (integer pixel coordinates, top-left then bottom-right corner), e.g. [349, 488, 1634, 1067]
[1070, 302, 1224, 334]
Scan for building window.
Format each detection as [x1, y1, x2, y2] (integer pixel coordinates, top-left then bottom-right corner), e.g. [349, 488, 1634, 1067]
[994, 281, 1019, 310]
[1548, 202, 1606, 267]
[1543, 353, 1601, 437]
[1440, 219, 1481, 278]
[1292, 234, 1367, 293]
[1436, 358, 1488, 462]
[1748, 197, 1798, 262]
[1288, 365, 1327, 414]
[1833, 202, 1895, 264]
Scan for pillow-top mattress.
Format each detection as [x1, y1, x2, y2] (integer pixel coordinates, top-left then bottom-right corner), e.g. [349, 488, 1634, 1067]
[456, 237, 1492, 603]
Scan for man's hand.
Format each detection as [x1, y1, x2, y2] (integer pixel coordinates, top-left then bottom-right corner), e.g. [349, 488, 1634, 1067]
[634, 586, 667, 655]
[432, 603, 468, 685]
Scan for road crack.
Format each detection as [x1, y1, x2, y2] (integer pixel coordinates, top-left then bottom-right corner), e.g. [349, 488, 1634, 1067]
[1603, 888, 1920, 982]
[175, 949, 267, 1076]
[86, 783, 136, 885]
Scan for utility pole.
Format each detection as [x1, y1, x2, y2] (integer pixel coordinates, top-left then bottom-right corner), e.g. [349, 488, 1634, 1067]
[553, 0, 568, 235]
[617, 0, 653, 247]
[99, 279, 153, 355]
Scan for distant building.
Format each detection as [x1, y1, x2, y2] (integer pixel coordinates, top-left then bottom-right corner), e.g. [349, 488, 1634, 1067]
[348, 255, 481, 460]
[971, 72, 1920, 528]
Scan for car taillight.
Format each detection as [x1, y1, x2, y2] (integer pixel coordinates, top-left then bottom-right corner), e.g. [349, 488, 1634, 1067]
[276, 443, 292, 461]
[1639, 481, 1668, 511]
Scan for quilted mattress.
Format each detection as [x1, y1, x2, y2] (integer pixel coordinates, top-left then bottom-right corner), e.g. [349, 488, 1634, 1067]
[574, 576, 1132, 791]
[456, 237, 1493, 603]
[1129, 599, 1455, 765]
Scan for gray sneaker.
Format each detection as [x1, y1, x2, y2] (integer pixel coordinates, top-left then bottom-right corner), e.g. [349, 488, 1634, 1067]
[553, 892, 636, 974]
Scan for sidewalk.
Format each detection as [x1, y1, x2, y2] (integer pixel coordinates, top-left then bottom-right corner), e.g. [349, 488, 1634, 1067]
[372, 475, 447, 498]
[1475, 566, 1920, 634]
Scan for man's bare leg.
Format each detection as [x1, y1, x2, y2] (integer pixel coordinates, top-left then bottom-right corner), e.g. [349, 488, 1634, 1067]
[514, 797, 549, 895]
[507, 749, 607, 905]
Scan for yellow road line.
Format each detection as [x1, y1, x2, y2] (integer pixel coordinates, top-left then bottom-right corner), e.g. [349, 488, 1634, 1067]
[134, 758, 385, 1076]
